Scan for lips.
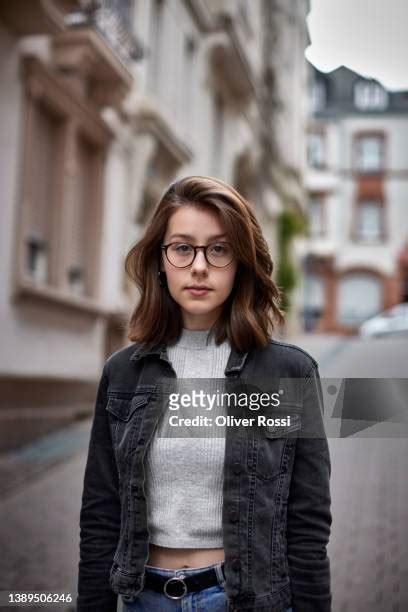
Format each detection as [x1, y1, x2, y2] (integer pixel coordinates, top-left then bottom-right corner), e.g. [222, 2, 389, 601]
[185, 285, 213, 296]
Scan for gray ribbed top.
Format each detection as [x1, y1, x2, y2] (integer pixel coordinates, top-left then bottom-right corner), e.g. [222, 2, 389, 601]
[144, 328, 231, 547]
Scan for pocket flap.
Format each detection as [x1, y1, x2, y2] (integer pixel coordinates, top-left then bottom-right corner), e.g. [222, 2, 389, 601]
[264, 412, 302, 438]
[106, 391, 153, 421]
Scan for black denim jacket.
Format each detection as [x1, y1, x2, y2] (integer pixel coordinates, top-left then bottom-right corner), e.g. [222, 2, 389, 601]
[77, 339, 332, 612]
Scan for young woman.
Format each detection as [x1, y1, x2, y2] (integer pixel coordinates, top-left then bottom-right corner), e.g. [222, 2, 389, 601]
[77, 176, 332, 612]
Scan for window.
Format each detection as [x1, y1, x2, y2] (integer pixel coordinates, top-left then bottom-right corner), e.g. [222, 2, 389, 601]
[211, 93, 225, 174]
[355, 200, 383, 241]
[354, 134, 384, 172]
[309, 80, 326, 114]
[303, 272, 325, 332]
[237, 0, 250, 27]
[308, 195, 325, 237]
[181, 34, 196, 131]
[149, 0, 165, 94]
[24, 101, 64, 285]
[304, 273, 325, 310]
[337, 273, 382, 324]
[64, 134, 102, 296]
[354, 81, 388, 111]
[307, 132, 325, 169]
[18, 58, 110, 306]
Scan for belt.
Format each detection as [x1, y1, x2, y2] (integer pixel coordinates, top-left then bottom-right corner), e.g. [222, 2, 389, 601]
[144, 563, 225, 600]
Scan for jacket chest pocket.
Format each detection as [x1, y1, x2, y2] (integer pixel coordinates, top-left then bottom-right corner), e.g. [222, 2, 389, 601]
[106, 392, 153, 418]
[106, 390, 154, 460]
[251, 407, 302, 481]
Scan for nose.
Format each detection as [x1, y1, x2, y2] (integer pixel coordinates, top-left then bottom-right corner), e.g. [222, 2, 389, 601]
[191, 248, 209, 274]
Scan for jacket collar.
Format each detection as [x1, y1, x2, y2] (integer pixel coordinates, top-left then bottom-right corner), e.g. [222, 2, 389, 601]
[130, 342, 249, 375]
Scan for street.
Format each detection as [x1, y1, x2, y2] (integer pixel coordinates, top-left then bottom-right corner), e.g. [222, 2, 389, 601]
[0, 333, 407, 611]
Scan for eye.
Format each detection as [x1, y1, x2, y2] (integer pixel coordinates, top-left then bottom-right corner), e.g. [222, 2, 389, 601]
[173, 243, 193, 254]
[209, 243, 230, 255]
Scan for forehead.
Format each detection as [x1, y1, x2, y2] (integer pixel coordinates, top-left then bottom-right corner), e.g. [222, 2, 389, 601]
[165, 205, 226, 240]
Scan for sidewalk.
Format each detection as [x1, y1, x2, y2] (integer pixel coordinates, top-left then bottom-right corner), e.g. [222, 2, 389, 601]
[0, 447, 88, 612]
[0, 418, 91, 498]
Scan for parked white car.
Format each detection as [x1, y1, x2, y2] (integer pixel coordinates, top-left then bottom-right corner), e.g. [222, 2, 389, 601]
[359, 303, 408, 338]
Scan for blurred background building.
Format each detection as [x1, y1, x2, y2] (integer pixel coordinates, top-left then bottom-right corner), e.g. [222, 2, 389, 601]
[300, 61, 408, 334]
[0, 0, 310, 447]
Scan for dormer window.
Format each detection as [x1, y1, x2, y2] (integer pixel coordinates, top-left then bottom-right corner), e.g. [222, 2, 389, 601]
[354, 81, 388, 111]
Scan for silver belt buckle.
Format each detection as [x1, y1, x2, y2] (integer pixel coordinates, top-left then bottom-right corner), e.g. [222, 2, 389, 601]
[163, 575, 188, 600]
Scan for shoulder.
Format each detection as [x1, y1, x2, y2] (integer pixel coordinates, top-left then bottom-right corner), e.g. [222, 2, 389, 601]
[256, 338, 319, 375]
[104, 342, 140, 373]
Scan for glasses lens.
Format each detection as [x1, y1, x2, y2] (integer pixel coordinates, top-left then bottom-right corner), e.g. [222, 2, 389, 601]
[167, 243, 195, 267]
[207, 243, 234, 267]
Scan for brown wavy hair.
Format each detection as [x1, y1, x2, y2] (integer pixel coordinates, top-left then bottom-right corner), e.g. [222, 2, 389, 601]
[124, 175, 285, 352]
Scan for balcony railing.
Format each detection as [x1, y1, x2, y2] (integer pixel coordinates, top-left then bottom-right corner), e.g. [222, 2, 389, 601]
[66, 0, 143, 63]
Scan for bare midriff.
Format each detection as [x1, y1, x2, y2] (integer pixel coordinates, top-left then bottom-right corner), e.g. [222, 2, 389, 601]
[147, 543, 225, 569]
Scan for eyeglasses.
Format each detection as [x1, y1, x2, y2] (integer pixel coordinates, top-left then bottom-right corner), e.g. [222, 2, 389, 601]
[161, 242, 235, 268]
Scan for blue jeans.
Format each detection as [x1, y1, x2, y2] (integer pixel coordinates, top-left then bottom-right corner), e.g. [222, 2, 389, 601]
[121, 561, 293, 611]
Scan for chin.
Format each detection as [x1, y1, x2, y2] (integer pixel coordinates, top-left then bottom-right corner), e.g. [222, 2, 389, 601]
[183, 306, 214, 316]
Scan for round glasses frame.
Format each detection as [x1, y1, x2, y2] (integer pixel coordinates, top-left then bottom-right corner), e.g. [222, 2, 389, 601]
[161, 242, 235, 268]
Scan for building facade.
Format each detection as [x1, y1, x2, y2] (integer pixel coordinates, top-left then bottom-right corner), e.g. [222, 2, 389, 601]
[301, 62, 408, 334]
[0, 0, 310, 442]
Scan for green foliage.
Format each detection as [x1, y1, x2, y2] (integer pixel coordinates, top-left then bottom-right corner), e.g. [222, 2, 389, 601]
[276, 209, 306, 313]
[278, 209, 307, 241]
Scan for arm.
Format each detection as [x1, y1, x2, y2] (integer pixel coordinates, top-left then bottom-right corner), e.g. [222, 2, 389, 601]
[286, 365, 332, 612]
[77, 364, 121, 612]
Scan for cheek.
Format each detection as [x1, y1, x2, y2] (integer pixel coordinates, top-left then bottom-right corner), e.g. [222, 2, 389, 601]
[165, 267, 184, 290]
[220, 270, 237, 296]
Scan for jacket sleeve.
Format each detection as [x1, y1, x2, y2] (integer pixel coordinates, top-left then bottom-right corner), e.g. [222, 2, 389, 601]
[286, 364, 332, 612]
[77, 363, 121, 612]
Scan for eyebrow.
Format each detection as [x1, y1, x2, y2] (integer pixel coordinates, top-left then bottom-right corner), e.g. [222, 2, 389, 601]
[168, 233, 228, 241]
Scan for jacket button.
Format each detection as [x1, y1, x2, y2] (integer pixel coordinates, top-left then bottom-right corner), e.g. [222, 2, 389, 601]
[232, 462, 242, 474]
[229, 510, 239, 523]
[231, 557, 240, 571]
